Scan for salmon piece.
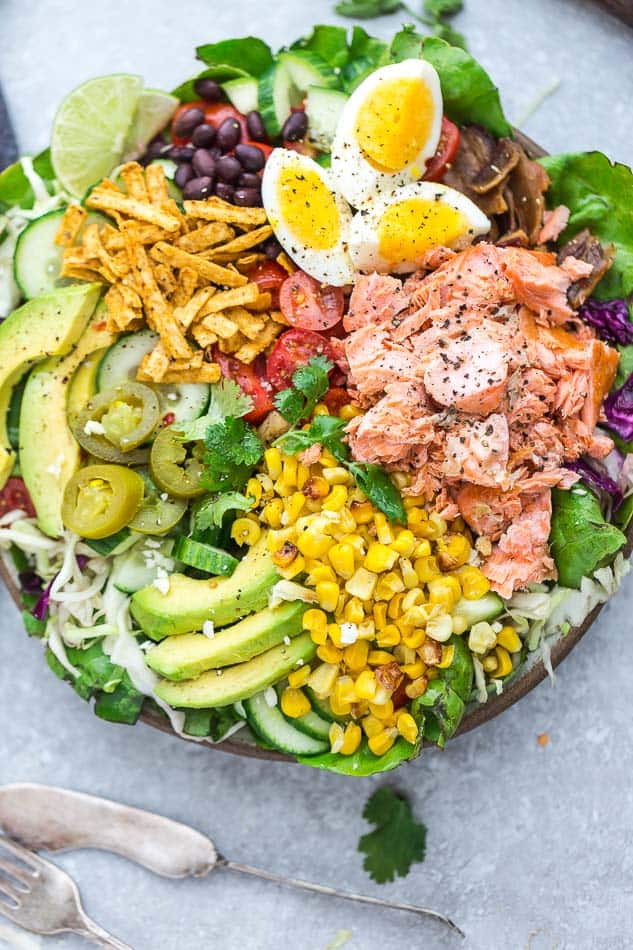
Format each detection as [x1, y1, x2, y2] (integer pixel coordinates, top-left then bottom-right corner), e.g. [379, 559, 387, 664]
[554, 369, 589, 418]
[423, 327, 508, 414]
[507, 368, 557, 426]
[456, 484, 522, 541]
[501, 247, 574, 324]
[345, 273, 407, 332]
[519, 308, 592, 376]
[345, 325, 423, 399]
[346, 381, 440, 468]
[581, 339, 620, 431]
[484, 491, 557, 598]
[560, 256, 594, 282]
[587, 430, 614, 460]
[513, 467, 579, 493]
[444, 414, 509, 487]
[538, 206, 570, 244]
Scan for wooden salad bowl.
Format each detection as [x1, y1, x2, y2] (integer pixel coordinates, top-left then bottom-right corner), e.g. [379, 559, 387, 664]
[5, 132, 632, 764]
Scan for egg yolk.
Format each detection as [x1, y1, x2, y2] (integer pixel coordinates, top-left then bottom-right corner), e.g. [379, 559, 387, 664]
[355, 77, 436, 173]
[377, 197, 469, 264]
[277, 166, 340, 250]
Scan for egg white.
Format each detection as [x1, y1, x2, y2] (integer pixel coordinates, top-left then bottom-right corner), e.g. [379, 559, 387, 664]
[261, 148, 354, 287]
[348, 181, 491, 274]
[330, 59, 443, 209]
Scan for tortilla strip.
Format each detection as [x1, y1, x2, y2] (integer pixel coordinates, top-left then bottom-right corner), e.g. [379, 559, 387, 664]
[203, 224, 273, 260]
[197, 282, 260, 316]
[177, 222, 235, 253]
[172, 267, 199, 308]
[222, 306, 266, 340]
[61, 265, 108, 284]
[120, 162, 149, 201]
[137, 344, 170, 382]
[277, 252, 297, 275]
[175, 287, 216, 330]
[191, 325, 219, 348]
[150, 242, 248, 288]
[233, 322, 282, 363]
[199, 313, 239, 339]
[246, 291, 273, 313]
[55, 205, 87, 247]
[151, 363, 222, 384]
[105, 284, 142, 331]
[87, 185, 181, 232]
[145, 162, 170, 205]
[183, 198, 267, 228]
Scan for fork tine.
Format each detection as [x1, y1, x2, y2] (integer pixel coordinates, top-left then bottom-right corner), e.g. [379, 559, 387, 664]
[0, 877, 20, 907]
[0, 837, 44, 872]
[0, 857, 33, 889]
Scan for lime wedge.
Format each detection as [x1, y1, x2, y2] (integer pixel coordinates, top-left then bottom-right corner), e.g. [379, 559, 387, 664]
[123, 89, 179, 161]
[51, 74, 143, 197]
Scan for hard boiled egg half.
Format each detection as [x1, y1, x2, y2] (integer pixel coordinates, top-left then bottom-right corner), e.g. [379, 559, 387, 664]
[349, 181, 491, 275]
[261, 149, 354, 286]
[331, 59, 443, 208]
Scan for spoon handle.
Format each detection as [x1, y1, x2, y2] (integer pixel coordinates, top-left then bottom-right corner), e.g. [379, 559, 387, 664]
[219, 859, 464, 938]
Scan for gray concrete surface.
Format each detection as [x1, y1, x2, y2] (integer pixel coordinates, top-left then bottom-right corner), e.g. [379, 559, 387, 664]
[1, 1, 632, 947]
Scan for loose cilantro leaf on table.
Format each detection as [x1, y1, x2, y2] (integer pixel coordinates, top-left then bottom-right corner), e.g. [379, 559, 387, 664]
[193, 491, 253, 533]
[334, 0, 466, 48]
[202, 417, 264, 493]
[358, 788, 427, 883]
[274, 356, 332, 425]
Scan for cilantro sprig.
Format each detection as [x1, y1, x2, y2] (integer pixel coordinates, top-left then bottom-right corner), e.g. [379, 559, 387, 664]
[274, 355, 332, 425]
[358, 787, 427, 883]
[178, 378, 253, 442]
[193, 491, 253, 534]
[334, 0, 467, 49]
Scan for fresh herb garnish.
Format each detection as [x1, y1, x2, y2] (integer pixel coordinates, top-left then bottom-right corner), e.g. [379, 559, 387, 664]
[202, 417, 264, 493]
[358, 787, 427, 883]
[46, 641, 144, 725]
[274, 355, 333, 425]
[178, 378, 253, 442]
[334, 0, 467, 49]
[193, 491, 253, 533]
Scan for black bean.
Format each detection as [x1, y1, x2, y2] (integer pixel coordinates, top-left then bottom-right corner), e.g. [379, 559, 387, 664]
[183, 176, 214, 200]
[192, 148, 217, 178]
[173, 106, 205, 138]
[282, 111, 308, 142]
[263, 236, 283, 260]
[214, 182, 235, 202]
[191, 123, 217, 148]
[194, 78, 224, 102]
[216, 155, 242, 184]
[235, 143, 265, 172]
[234, 187, 262, 207]
[246, 111, 268, 143]
[216, 117, 242, 151]
[145, 139, 170, 160]
[238, 172, 261, 189]
[168, 145, 194, 162]
[174, 164, 194, 189]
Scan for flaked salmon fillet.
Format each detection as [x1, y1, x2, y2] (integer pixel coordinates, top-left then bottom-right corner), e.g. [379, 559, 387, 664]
[483, 491, 557, 598]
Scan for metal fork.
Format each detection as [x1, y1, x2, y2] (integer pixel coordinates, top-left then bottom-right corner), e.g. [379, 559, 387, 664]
[0, 835, 131, 948]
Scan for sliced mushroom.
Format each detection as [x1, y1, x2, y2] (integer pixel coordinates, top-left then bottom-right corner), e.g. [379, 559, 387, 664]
[471, 138, 522, 193]
[506, 151, 550, 245]
[557, 228, 616, 307]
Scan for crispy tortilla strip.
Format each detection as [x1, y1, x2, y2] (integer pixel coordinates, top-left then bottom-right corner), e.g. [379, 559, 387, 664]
[100, 223, 122, 251]
[191, 325, 219, 348]
[61, 266, 108, 284]
[120, 162, 149, 201]
[204, 224, 273, 260]
[145, 162, 170, 205]
[102, 223, 172, 250]
[55, 205, 87, 247]
[175, 287, 216, 330]
[198, 312, 239, 339]
[270, 309, 289, 325]
[87, 185, 181, 232]
[137, 344, 170, 382]
[150, 242, 248, 288]
[165, 352, 204, 373]
[277, 252, 297, 275]
[83, 224, 130, 281]
[246, 291, 273, 313]
[105, 284, 143, 331]
[217, 331, 247, 354]
[198, 282, 260, 316]
[177, 222, 235, 253]
[153, 262, 177, 298]
[234, 253, 266, 271]
[183, 197, 267, 228]
[171, 267, 199, 308]
[154, 363, 221, 384]
[222, 306, 266, 340]
[234, 322, 283, 363]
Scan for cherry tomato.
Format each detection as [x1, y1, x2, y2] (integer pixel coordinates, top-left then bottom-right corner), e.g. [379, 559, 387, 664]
[282, 140, 318, 158]
[266, 329, 335, 392]
[279, 272, 344, 332]
[322, 387, 349, 414]
[0, 477, 36, 518]
[246, 260, 288, 310]
[215, 350, 274, 424]
[423, 117, 461, 183]
[203, 102, 249, 137]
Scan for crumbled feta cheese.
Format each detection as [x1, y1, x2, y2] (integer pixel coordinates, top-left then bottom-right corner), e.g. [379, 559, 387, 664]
[202, 620, 215, 639]
[160, 493, 168, 501]
[296, 658, 304, 667]
[339, 622, 359, 645]
[83, 419, 106, 436]
[167, 391, 178, 401]
[152, 567, 170, 596]
[264, 686, 278, 707]
[215, 669, 223, 676]
[144, 539, 161, 549]
[268, 580, 318, 608]
[46, 454, 65, 477]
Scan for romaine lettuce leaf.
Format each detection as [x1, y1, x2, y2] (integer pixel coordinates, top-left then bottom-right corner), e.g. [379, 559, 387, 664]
[0, 150, 55, 211]
[196, 37, 274, 77]
[550, 486, 627, 589]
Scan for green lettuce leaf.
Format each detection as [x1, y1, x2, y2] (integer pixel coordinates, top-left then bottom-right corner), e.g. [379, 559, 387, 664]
[172, 66, 250, 103]
[183, 706, 240, 739]
[0, 150, 55, 212]
[297, 734, 421, 775]
[196, 37, 274, 77]
[616, 345, 633, 388]
[46, 641, 145, 725]
[539, 151, 633, 300]
[550, 486, 626, 589]
[291, 25, 351, 69]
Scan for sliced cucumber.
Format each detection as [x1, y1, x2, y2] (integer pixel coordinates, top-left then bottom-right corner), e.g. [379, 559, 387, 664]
[223, 77, 259, 115]
[244, 690, 328, 756]
[97, 330, 210, 425]
[305, 686, 347, 724]
[111, 538, 175, 594]
[306, 86, 348, 150]
[277, 51, 337, 94]
[84, 528, 132, 557]
[148, 159, 182, 200]
[173, 537, 238, 577]
[453, 592, 504, 628]
[290, 707, 331, 741]
[258, 61, 300, 138]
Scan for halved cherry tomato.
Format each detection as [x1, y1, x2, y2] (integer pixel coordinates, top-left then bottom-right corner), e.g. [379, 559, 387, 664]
[266, 329, 335, 392]
[322, 387, 350, 414]
[246, 260, 288, 310]
[215, 349, 274, 424]
[423, 117, 461, 183]
[279, 272, 344, 332]
[0, 477, 36, 518]
[171, 101, 249, 146]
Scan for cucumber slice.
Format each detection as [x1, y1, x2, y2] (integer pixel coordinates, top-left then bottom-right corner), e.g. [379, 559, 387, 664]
[244, 691, 328, 756]
[258, 62, 300, 138]
[148, 159, 182, 200]
[173, 537, 238, 577]
[223, 77, 259, 115]
[453, 592, 504, 628]
[277, 51, 337, 94]
[305, 86, 348, 150]
[290, 707, 331, 741]
[84, 528, 132, 557]
[305, 686, 347, 724]
[111, 538, 175, 594]
[97, 330, 210, 425]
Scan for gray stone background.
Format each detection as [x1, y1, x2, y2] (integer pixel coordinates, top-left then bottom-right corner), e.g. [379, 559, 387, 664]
[1, 1, 632, 947]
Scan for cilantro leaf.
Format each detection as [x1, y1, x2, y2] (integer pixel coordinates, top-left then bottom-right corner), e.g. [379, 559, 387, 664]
[274, 356, 332, 425]
[335, 0, 404, 16]
[334, 0, 467, 50]
[178, 379, 253, 441]
[275, 414, 349, 462]
[358, 788, 426, 884]
[349, 462, 406, 523]
[194, 491, 252, 532]
[202, 417, 264, 492]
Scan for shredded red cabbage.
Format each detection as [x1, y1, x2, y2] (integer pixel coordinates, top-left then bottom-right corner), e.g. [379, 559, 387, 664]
[604, 372, 633, 442]
[76, 554, 89, 571]
[566, 458, 624, 511]
[579, 298, 633, 346]
[18, 571, 43, 595]
[32, 575, 55, 622]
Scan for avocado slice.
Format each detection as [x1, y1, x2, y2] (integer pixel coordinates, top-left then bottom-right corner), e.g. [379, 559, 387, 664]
[67, 344, 111, 417]
[131, 532, 280, 640]
[155, 632, 316, 708]
[147, 600, 308, 681]
[0, 283, 102, 487]
[19, 305, 116, 537]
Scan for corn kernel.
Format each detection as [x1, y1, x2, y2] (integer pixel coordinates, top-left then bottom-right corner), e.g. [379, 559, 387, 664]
[437, 533, 471, 570]
[497, 625, 522, 653]
[460, 567, 491, 600]
[323, 485, 348, 512]
[397, 712, 419, 744]
[373, 512, 394, 545]
[405, 676, 428, 699]
[288, 666, 311, 688]
[391, 529, 416, 557]
[313, 402, 330, 416]
[401, 660, 426, 679]
[329, 722, 344, 753]
[262, 498, 284, 528]
[401, 605, 428, 628]
[327, 623, 344, 648]
[376, 624, 401, 648]
[323, 466, 351, 485]
[255, 472, 274, 499]
[371, 684, 392, 706]
[315, 580, 340, 613]
[231, 518, 261, 547]
[282, 456, 298, 488]
[373, 602, 388, 629]
[343, 597, 365, 624]
[246, 478, 263, 507]
[278, 554, 306, 580]
[309, 564, 337, 585]
[302, 475, 329, 500]
[328, 542, 356, 580]
[399, 557, 419, 589]
[367, 650, 395, 667]
[344, 639, 369, 671]
[482, 655, 498, 673]
[451, 614, 468, 635]
[436, 644, 455, 669]
[426, 612, 453, 643]
[334, 675, 357, 706]
[296, 463, 310, 490]
[350, 500, 374, 524]
[273, 476, 292, 498]
[402, 628, 427, 650]
[402, 587, 425, 611]
[375, 572, 405, 602]
[339, 403, 363, 420]
[413, 539, 432, 558]
[317, 642, 343, 664]
[320, 448, 338, 468]
[414, 555, 440, 583]
[345, 567, 378, 600]
[387, 591, 405, 619]
[357, 619, 376, 640]
[394, 644, 416, 665]
[364, 542, 398, 573]
[494, 646, 513, 677]
[264, 447, 282, 479]
[280, 687, 311, 719]
[307, 662, 338, 697]
[428, 576, 461, 611]
[468, 621, 497, 655]
[283, 492, 305, 525]
[297, 531, 333, 559]
[354, 669, 377, 700]
[272, 540, 299, 568]
[303, 608, 327, 637]
[329, 693, 352, 716]
[368, 728, 398, 756]
[340, 722, 362, 755]
[403, 495, 426, 510]
[362, 714, 384, 738]
[369, 699, 395, 720]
